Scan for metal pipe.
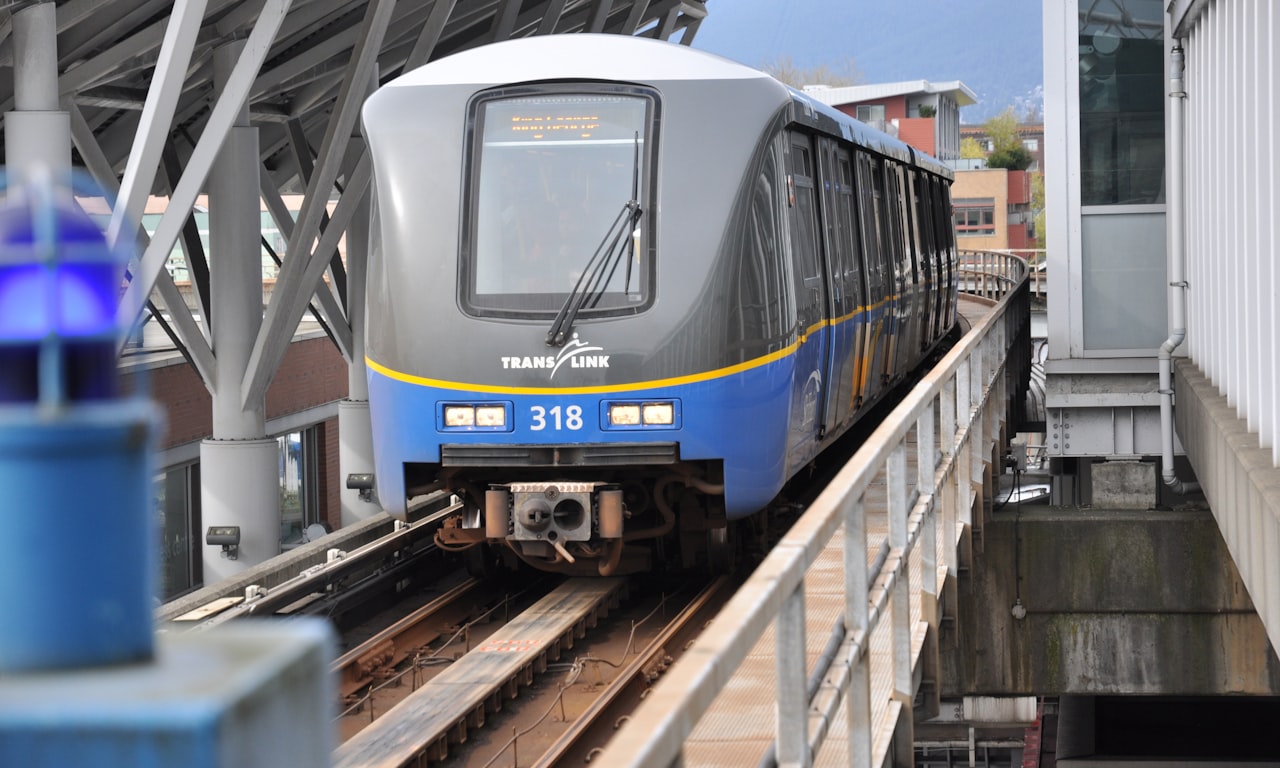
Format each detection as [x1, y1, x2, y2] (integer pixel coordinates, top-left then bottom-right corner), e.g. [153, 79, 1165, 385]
[1159, 43, 1200, 496]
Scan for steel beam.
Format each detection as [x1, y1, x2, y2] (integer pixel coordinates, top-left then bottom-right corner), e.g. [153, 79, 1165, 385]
[258, 151, 354, 358]
[286, 117, 347, 307]
[68, 101, 217, 382]
[616, 0, 650, 35]
[242, 0, 393, 408]
[161, 144, 213, 324]
[117, 0, 293, 346]
[244, 151, 370, 407]
[492, 0, 522, 40]
[107, 0, 208, 262]
[405, 0, 458, 71]
[536, 0, 569, 35]
[587, 0, 615, 33]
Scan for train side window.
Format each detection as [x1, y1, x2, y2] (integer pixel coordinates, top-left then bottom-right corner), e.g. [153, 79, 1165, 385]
[730, 133, 791, 351]
[856, 153, 886, 305]
[914, 171, 935, 283]
[836, 150, 862, 310]
[787, 134, 822, 326]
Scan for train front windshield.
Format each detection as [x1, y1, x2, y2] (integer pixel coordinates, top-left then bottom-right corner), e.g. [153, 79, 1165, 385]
[465, 90, 656, 317]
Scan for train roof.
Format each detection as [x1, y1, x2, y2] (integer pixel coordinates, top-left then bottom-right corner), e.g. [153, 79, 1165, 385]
[377, 33, 951, 180]
[382, 33, 770, 88]
[786, 89, 953, 179]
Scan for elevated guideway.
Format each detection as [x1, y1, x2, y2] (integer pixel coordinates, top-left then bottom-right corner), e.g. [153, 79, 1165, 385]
[602, 254, 1032, 767]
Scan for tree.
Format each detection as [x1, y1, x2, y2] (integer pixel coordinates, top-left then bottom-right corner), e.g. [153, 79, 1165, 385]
[987, 145, 1033, 170]
[982, 107, 1033, 171]
[960, 137, 986, 160]
[1031, 171, 1047, 251]
[761, 55, 863, 89]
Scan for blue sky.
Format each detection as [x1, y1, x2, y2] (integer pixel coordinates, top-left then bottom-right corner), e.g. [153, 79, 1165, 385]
[689, 0, 1044, 123]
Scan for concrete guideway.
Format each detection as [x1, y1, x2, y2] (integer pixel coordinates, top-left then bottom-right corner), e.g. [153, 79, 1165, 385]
[602, 256, 1032, 766]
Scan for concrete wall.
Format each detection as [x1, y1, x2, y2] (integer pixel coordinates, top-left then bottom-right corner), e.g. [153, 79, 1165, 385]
[941, 507, 1280, 696]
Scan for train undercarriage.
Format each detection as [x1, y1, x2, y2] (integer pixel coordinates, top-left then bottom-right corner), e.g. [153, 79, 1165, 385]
[428, 457, 733, 576]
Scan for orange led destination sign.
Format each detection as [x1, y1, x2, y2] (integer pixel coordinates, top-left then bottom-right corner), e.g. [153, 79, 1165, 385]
[507, 114, 601, 139]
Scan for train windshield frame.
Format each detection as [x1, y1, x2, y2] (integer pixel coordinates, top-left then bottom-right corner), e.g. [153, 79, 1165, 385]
[460, 85, 660, 319]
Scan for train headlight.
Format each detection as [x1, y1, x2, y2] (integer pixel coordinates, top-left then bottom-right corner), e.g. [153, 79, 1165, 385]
[440, 402, 512, 431]
[444, 405, 476, 427]
[604, 400, 679, 429]
[642, 403, 674, 425]
[475, 405, 506, 427]
[608, 404, 642, 426]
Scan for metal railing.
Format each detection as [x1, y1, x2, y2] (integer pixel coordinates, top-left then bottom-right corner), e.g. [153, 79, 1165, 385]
[601, 252, 1031, 767]
[960, 249, 1043, 300]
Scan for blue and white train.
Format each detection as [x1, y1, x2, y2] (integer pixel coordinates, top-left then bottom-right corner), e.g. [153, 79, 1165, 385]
[360, 34, 958, 575]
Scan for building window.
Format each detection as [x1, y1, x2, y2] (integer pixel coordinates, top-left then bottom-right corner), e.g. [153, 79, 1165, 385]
[1079, 0, 1165, 205]
[155, 462, 201, 600]
[953, 197, 996, 236]
[1023, 138, 1039, 152]
[279, 428, 320, 550]
[855, 104, 886, 132]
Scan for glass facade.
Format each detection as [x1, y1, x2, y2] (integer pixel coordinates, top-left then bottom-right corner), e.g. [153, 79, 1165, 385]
[1077, 0, 1167, 353]
[155, 462, 200, 600]
[1081, 211, 1168, 349]
[1079, 1, 1166, 205]
[279, 429, 319, 550]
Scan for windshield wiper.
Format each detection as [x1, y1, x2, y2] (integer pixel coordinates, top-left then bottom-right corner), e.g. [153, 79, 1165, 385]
[545, 133, 644, 347]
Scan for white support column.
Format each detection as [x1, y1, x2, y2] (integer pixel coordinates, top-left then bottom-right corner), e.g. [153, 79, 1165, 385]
[5, 2, 70, 187]
[339, 125, 380, 524]
[201, 41, 279, 579]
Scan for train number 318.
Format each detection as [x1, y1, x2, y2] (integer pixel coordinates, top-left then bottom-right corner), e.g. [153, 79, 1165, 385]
[529, 405, 584, 431]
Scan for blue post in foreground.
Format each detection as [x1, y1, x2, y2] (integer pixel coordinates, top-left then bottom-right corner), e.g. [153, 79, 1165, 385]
[0, 176, 335, 767]
[0, 178, 158, 670]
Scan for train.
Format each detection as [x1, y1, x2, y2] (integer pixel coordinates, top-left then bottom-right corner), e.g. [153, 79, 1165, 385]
[360, 33, 959, 576]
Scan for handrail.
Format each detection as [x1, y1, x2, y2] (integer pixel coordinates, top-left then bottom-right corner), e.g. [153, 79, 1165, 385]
[601, 252, 1030, 767]
[958, 249, 1038, 300]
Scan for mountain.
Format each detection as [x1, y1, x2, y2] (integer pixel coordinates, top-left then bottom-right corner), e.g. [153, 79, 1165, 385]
[691, 0, 1044, 124]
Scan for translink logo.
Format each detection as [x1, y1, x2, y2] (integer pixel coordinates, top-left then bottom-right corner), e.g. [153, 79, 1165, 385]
[501, 334, 610, 380]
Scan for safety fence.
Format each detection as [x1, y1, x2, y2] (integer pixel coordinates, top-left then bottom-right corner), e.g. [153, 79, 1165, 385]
[602, 252, 1031, 767]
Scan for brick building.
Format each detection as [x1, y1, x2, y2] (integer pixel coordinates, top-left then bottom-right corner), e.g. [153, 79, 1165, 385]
[951, 168, 1038, 250]
[803, 80, 977, 167]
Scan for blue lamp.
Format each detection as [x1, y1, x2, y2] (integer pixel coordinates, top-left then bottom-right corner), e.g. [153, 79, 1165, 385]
[0, 174, 162, 671]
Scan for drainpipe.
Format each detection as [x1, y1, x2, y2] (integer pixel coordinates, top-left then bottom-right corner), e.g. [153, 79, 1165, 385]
[1158, 43, 1199, 495]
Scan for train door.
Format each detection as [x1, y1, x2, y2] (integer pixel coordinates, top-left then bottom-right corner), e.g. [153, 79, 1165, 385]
[933, 177, 958, 329]
[854, 151, 890, 409]
[816, 138, 862, 435]
[909, 169, 935, 350]
[878, 161, 906, 384]
[785, 132, 827, 464]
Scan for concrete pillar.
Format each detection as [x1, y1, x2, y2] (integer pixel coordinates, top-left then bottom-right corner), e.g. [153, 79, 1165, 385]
[200, 41, 278, 579]
[339, 73, 381, 525]
[5, 2, 70, 187]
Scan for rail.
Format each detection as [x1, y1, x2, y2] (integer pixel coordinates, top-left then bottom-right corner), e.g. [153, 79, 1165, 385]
[602, 252, 1031, 767]
[961, 248, 1044, 299]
